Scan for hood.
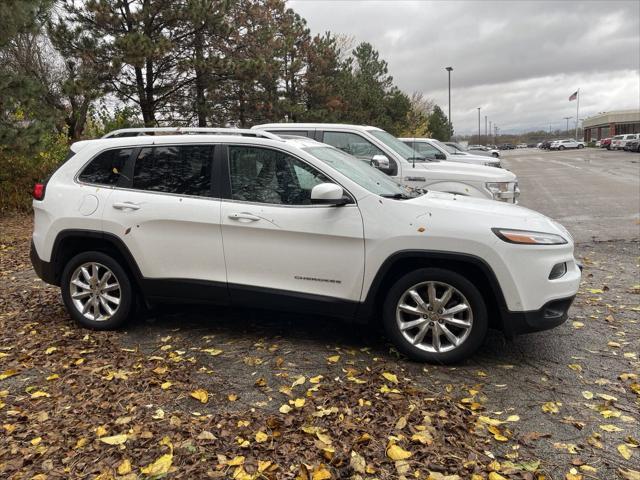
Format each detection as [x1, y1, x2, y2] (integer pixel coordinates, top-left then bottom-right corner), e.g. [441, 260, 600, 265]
[449, 153, 499, 165]
[406, 191, 567, 236]
[412, 160, 516, 182]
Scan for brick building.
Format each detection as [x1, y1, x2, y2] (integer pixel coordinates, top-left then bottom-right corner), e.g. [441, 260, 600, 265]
[582, 109, 640, 141]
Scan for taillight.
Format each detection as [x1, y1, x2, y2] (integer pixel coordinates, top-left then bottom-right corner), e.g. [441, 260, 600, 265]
[33, 183, 45, 200]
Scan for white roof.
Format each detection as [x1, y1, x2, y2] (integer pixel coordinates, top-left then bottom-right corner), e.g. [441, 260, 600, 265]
[583, 109, 640, 128]
[253, 123, 384, 132]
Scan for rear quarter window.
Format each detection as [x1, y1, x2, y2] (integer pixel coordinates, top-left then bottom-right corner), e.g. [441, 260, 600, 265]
[78, 148, 133, 186]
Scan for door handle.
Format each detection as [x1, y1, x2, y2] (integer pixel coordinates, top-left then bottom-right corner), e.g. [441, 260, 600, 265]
[228, 212, 260, 222]
[112, 202, 140, 211]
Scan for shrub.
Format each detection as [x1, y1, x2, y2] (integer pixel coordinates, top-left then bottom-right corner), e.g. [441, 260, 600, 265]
[0, 132, 69, 213]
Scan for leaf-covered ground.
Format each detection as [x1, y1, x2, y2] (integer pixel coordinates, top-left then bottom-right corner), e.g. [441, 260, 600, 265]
[1, 215, 638, 480]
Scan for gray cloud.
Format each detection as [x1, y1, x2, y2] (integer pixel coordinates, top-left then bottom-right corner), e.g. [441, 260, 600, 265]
[289, 0, 640, 133]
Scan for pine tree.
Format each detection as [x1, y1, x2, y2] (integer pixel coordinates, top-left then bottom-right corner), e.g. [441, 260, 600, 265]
[428, 105, 452, 141]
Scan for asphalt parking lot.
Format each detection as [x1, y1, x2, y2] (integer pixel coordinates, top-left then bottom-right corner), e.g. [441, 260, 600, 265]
[501, 147, 640, 243]
[1, 147, 638, 478]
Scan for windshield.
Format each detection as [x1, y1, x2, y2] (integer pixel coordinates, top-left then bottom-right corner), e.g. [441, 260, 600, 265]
[432, 140, 457, 154]
[304, 146, 415, 197]
[367, 129, 426, 161]
[448, 143, 466, 152]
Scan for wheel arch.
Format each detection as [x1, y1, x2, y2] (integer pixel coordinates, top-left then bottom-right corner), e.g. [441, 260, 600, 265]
[50, 230, 143, 291]
[356, 251, 508, 331]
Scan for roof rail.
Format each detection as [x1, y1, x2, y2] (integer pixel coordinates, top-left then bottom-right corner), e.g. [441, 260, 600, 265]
[101, 127, 283, 141]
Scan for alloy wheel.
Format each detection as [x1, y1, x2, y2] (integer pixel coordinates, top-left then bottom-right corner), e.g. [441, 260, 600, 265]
[395, 281, 473, 353]
[69, 262, 121, 322]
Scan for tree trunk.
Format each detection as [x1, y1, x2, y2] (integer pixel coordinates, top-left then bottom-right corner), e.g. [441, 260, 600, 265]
[194, 30, 207, 127]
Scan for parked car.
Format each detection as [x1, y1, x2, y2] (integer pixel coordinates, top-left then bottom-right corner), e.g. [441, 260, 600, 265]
[31, 127, 580, 363]
[611, 135, 625, 150]
[448, 143, 501, 159]
[549, 139, 585, 150]
[516, 143, 528, 149]
[622, 134, 639, 151]
[594, 140, 601, 147]
[539, 140, 553, 149]
[600, 138, 612, 150]
[403, 139, 501, 166]
[498, 144, 515, 150]
[253, 123, 518, 202]
[625, 139, 640, 152]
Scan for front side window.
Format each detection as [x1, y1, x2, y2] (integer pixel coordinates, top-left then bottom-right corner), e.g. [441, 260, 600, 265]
[78, 148, 132, 186]
[413, 142, 441, 158]
[322, 131, 384, 160]
[132, 145, 213, 196]
[367, 129, 426, 161]
[228, 146, 331, 205]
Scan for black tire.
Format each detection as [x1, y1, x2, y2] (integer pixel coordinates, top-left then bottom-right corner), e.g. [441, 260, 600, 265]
[559, 145, 565, 150]
[577, 144, 584, 149]
[382, 268, 488, 364]
[60, 251, 134, 330]
[492, 152, 499, 158]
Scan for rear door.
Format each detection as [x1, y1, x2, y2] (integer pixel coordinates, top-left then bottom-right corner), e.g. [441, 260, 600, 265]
[101, 143, 228, 303]
[219, 144, 365, 315]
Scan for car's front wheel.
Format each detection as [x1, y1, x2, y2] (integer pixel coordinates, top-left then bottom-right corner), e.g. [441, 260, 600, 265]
[382, 268, 488, 363]
[577, 144, 584, 149]
[559, 145, 565, 150]
[61, 251, 134, 330]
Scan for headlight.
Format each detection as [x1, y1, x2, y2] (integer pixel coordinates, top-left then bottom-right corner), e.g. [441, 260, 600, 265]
[492, 228, 568, 245]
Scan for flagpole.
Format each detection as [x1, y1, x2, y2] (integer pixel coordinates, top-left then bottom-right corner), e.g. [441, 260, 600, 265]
[575, 88, 580, 140]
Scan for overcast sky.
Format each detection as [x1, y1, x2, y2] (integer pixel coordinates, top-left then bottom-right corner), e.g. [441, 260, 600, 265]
[288, 0, 640, 134]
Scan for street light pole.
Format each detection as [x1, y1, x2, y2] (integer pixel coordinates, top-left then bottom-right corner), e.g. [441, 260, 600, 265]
[489, 120, 492, 144]
[484, 115, 487, 145]
[477, 107, 481, 145]
[445, 67, 453, 137]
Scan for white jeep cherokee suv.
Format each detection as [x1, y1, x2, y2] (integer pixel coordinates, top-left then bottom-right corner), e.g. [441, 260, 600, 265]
[254, 124, 517, 203]
[31, 128, 580, 363]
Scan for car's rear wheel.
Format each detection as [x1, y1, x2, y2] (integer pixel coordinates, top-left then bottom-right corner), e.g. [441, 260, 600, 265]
[559, 145, 565, 150]
[577, 144, 584, 149]
[61, 251, 134, 330]
[382, 268, 488, 363]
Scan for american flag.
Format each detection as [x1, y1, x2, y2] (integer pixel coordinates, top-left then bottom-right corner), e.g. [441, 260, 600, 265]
[569, 91, 578, 101]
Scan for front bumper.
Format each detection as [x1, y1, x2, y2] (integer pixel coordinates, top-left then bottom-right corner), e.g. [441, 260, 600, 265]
[30, 241, 57, 285]
[502, 295, 575, 338]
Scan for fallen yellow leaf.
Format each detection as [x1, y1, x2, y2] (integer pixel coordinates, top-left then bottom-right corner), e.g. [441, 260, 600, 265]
[309, 375, 323, 384]
[255, 431, 268, 443]
[293, 398, 305, 408]
[312, 466, 332, 480]
[618, 444, 633, 460]
[99, 434, 128, 445]
[140, 453, 172, 476]
[161, 381, 172, 390]
[279, 404, 292, 414]
[0, 369, 18, 381]
[227, 455, 245, 466]
[326, 355, 340, 363]
[386, 443, 412, 460]
[117, 459, 132, 475]
[582, 391, 593, 400]
[382, 372, 399, 384]
[30, 391, 50, 399]
[489, 473, 508, 480]
[600, 424, 623, 432]
[190, 389, 208, 404]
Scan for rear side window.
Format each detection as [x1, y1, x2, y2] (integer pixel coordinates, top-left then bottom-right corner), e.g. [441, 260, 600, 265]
[78, 148, 133, 186]
[132, 145, 214, 197]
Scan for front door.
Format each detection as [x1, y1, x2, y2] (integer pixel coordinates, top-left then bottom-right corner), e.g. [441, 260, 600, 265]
[219, 145, 365, 316]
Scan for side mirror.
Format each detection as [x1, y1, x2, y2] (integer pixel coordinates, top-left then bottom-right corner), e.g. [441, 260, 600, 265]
[310, 183, 350, 206]
[435, 153, 446, 160]
[370, 154, 390, 170]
